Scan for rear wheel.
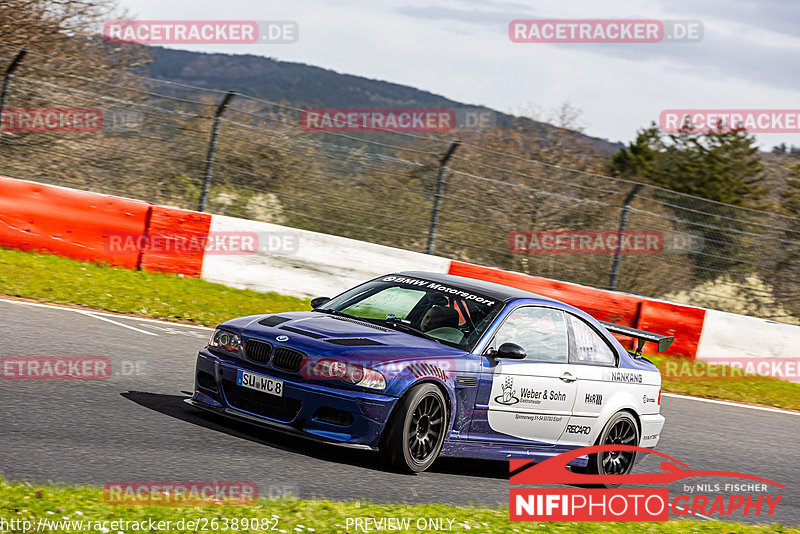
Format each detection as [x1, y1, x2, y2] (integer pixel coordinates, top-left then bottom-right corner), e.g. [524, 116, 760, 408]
[583, 411, 640, 486]
[382, 384, 447, 473]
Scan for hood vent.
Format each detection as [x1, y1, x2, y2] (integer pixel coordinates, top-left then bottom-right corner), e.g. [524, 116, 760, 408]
[279, 325, 326, 339]
[331, 316, 393, 332]
[325, 338, 385, 346]
[258, 315, 291, 327]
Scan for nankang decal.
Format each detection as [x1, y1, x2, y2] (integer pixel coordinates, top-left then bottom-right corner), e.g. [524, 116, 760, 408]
[606, 370, 643, 383]
[382, 276, 496, 306]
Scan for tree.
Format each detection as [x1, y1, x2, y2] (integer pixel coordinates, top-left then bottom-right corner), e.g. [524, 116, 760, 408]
[610, 122, 766, 282]
[0, 0, 146, 68]
[0, 0, 150, 191]
[768, 158, 800, 317]
[611, 122, 765, 207]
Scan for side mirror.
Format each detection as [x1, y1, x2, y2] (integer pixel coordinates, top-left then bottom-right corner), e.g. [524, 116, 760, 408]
[310, 296, 331, 309]
[494, 342, 527, 360]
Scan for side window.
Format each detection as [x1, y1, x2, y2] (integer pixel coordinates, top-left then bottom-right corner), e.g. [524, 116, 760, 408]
[491, 307, 568, 363]
[566, 315, 617, 366]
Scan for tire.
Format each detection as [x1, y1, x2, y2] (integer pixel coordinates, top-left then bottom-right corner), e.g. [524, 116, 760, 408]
[382, 383, 448, 473]
[583, 411, 640, 487]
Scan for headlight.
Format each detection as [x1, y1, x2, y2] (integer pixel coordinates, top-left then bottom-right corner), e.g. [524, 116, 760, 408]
[209, 329, 241, 353]
[307, 358, 386, 390]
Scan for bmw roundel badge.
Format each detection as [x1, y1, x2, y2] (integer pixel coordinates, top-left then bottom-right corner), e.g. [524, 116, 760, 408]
[276, 335, 289, 342]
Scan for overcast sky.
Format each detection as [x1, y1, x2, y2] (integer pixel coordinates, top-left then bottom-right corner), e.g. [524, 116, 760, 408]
[117, 0, 800, 149]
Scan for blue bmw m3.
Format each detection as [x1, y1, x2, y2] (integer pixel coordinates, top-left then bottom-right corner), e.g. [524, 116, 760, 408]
[187, 272, 670, 474]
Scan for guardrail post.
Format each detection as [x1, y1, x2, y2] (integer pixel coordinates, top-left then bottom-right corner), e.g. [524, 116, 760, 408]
[0, 49, 27, 140]
[609, 183, 643, 290]
[198, 91, 235, 212]
[426, 141, 460, 254]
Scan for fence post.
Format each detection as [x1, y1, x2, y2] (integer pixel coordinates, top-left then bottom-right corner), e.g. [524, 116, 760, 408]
[609, 183, 643, 291]
[198, 91, 235, 212]
[426, 141, 460, 254]
[0, 49, 27, 139]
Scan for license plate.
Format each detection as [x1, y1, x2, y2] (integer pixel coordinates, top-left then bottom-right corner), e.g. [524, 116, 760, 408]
[237, 369, 284, 397]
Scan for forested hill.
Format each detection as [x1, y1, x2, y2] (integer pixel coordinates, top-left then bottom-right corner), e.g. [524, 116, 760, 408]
[146, 46, 623, 154]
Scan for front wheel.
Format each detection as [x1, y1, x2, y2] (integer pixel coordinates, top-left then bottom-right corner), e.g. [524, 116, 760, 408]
[382, 383, 447, 473]
[582, 411, 640, 486]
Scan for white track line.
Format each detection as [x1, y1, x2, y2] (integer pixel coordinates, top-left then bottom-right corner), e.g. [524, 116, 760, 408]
[77, 310, 158, 336]
[0, 297, 213, 330]
[672, 505, 716, 521]
[662, 392, 800, 417]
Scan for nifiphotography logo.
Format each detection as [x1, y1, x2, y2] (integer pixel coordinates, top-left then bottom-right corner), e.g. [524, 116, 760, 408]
[495, 376, 519, 405]
[509, 446, 785, 522]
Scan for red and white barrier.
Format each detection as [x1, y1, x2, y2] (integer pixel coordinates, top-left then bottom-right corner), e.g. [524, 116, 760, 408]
[446, 261, 706, 358]
[200, 214, 451, 298]
[0, 176, 150, 269]
[139, 205, 211, 277]
[2, 175, 799, 374]
[697, 309, 800, 360]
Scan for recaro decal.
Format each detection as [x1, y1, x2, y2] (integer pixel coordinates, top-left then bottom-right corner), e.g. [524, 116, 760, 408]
[565, 424, 592, 435]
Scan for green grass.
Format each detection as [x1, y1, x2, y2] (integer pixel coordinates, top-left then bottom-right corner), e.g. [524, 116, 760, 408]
[647, 354, 800, 412]
[1, 479, 796, 533]
[0, 247, 309, 326]
[1, 246, 798, 412]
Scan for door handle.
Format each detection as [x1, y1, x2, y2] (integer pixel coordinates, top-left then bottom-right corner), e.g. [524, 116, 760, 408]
[559, 372, 576, 383]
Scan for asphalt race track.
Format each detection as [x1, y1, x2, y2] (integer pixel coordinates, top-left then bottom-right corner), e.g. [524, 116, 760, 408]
[1, 298, 797, 525]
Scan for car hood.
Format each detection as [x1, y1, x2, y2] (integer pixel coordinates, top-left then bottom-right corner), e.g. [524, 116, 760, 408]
[223, 311, 468, 364]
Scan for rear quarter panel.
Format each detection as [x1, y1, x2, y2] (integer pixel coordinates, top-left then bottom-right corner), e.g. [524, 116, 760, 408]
[560, 363, 662, 447]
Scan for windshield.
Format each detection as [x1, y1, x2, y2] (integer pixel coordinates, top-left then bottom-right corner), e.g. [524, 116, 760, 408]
[317, 275, 505, 351]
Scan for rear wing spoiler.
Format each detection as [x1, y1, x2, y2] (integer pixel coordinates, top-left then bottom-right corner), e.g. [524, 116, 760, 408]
[599, 321, 674, 355]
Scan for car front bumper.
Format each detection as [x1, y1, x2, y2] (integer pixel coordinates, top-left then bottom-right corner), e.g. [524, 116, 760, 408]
[190, 349, 398, 449]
